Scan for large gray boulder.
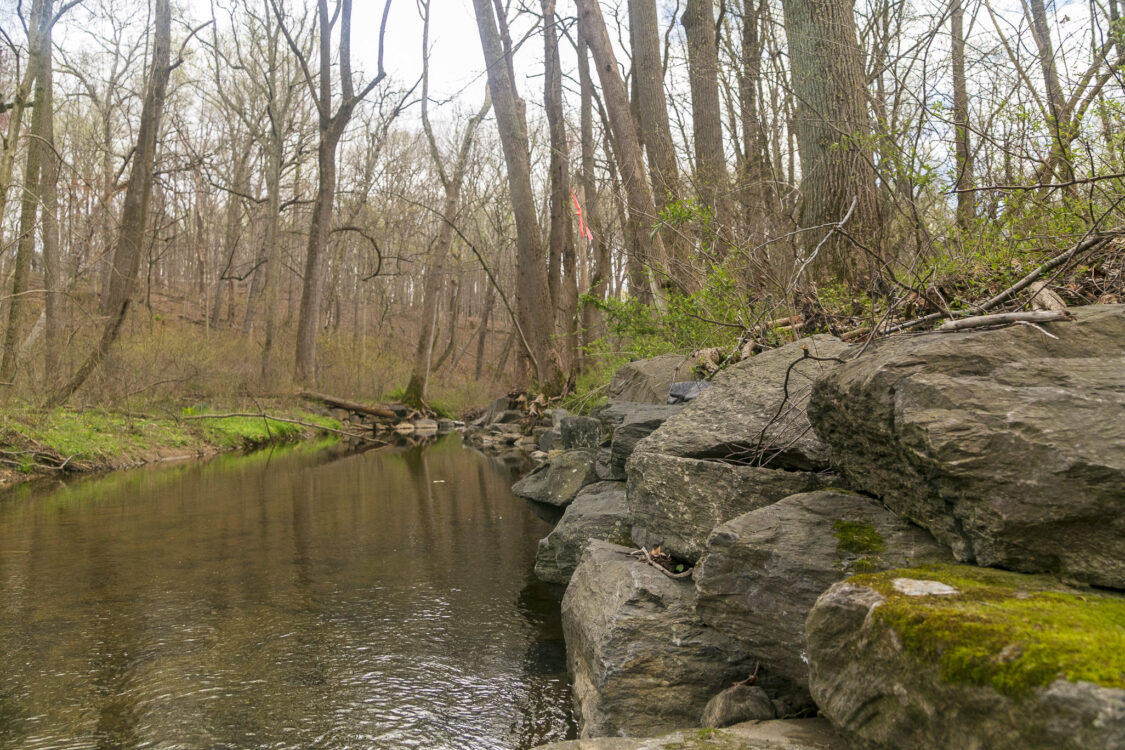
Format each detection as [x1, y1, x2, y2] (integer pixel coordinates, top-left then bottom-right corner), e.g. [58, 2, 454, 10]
[560, 416, 604, 450]
[562, 541, 755, 738]
[607, 353, 699, 404]
[511, 449, 599, 507]
[808, 304, 1125, 588]
[695, 490, 951, 702]
[594, 403, 682, 481]
[535, 482, 631, 584]
[640, 336, 849, 470]
[627, 452, 831, 563]
[531, 719, 845, 749]
[806, 566, 1125, 750]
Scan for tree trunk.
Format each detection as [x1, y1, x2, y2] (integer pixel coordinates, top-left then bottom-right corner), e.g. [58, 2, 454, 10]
[39, 6, 62, 385]
[471, 0, 561, 390]
[541, 0, 579, 374]
[577, 23, 608, 349]
[1, 0, 51, 385]
[47, 0, 172, 407]
[576, 0, 673, 303]
[781, 0, 881, 280]
[950, 0, 974, 232]
[738, 0, 777, 234]
[627, 0, 687, 270]
[682, 0, 729, 225]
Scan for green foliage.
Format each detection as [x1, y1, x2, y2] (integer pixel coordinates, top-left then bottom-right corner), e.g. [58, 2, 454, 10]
[852, 565, 1125, 696]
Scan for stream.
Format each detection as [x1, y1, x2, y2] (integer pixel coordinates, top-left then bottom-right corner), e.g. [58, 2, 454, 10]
[0, 435, 576, 749]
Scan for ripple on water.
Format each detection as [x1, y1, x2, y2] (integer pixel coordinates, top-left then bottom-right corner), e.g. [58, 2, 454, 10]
[0, 437, 576, 749]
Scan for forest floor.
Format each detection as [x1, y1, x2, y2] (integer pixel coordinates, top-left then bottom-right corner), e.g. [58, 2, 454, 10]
[0, 403, 344, 492]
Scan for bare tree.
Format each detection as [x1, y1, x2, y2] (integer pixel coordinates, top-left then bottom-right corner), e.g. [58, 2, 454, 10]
[272, 0, 392, 386]
[47, 0, 173, 407]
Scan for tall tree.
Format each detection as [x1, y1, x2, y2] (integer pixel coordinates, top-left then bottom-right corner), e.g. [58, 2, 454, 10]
[48, 0, 173, 407]
[951, 0, 974, 231]
[470, 0, 561, 389]
[541, 0, 579, 373]
[403, 0, 491, 408]
[682, 0, 729, 225]
[1, 0, 52, 385]
[780, 0, 881, 279]
[627, 0, 686, 269]
[273, 0, 391, 387]
[576, 0, 673, 302]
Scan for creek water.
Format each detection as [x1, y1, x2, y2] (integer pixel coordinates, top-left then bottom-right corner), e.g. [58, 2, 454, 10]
[0, 435, 576, 749]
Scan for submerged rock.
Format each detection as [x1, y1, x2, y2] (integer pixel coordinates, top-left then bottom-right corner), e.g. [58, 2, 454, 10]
[531, 719, 845, 749]
[511, 449, 599, 507]
[641, 336, 850, 470]
[806, 564, 1125, 750]
[608, 353, 699, 404]
[562, 541, 755, 738]
[627, 453, 830, 563]
[535, 482, 631, 584]
[695, 490, 950, 702]
[808, 304, 1125, 588]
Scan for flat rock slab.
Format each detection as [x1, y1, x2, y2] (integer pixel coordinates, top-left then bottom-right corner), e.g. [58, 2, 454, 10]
[695, 491, 950, 700]
[562, 541, 755, 738]
[806, 565, 1125, 750]
[531, 719, 845, 749]
[535, 482, 631, 584]
[640, 336, 850, 470]
[512, 449, 599, 507]
[808, 304, 1125, 588]
[608, 353, 700, 404]
[627, 452, 831, 563]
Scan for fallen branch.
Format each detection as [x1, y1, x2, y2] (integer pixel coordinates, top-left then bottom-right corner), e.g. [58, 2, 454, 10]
[936, 310, 1072, 332]
[180, 412, 388, 444]
[298, 391, 396, 420]
[874, 229, 1120, 336]
[627, 547, 694, 579]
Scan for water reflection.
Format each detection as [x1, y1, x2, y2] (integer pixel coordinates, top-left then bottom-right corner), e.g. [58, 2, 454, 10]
[0, 436, 576, 749]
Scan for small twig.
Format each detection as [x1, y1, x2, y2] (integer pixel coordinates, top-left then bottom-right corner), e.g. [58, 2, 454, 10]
[1015, 321, 1060, 339]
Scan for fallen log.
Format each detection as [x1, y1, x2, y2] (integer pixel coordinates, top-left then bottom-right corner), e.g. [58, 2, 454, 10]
[936, 309, 1072, 332]
[298, 391, 396, 419]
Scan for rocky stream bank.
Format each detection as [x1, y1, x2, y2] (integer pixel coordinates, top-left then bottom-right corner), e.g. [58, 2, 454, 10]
[478, 304, 1125, 750]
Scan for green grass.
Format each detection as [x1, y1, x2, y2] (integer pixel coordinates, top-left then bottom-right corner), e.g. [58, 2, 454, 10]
[0, 407, 342, 478]
[851, 564, 1125, 697]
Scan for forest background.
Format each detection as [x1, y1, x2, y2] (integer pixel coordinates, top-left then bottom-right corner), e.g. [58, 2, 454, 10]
[0, 0, 1121, 422]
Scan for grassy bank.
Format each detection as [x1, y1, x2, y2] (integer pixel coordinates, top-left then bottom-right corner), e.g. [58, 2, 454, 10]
[0, 404, 344, 490]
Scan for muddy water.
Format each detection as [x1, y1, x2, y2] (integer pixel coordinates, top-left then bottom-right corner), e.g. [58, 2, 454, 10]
[0, 436, 575, 749]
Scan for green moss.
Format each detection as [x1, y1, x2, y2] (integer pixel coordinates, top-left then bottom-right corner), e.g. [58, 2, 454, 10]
[851, 564, 1125, 697]
[833, 520, 886, 555]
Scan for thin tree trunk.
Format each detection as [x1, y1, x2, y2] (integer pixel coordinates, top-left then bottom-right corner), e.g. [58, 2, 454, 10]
[576, 0, 673, 304]
[541, 0, 579, 374]
[628, 0, 687, 271]
[474, 283, 494, 380]
[1, 0, 51, 385]
[47, 0, 172, 407]
[683, 0, 729, 225]
[951, 0, 974, 232]
[471, 0, 561, 390]
[577, 23, 607, 349]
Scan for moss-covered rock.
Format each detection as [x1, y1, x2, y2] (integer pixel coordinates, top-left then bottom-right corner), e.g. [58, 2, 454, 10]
[807, 304, 1125, 589]
[806, 564, 1125, 750]
[694, 491, 950, 707]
